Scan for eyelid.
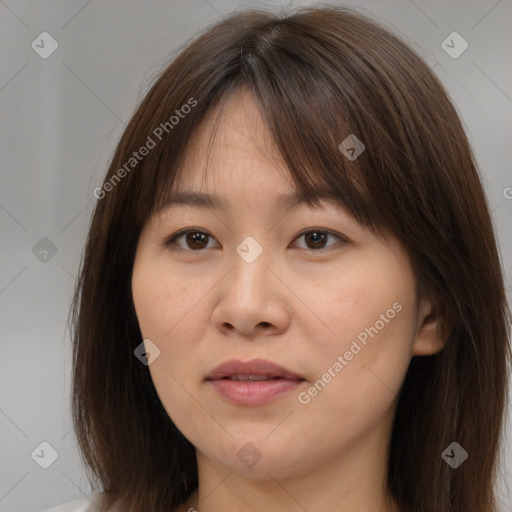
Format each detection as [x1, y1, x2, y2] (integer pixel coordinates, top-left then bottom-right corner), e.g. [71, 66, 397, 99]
[291, 228, 346, 251]
[163, 227, 348, 252]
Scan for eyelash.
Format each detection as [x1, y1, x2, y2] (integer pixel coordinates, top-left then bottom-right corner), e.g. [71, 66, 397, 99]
[163, 228, 347, 253]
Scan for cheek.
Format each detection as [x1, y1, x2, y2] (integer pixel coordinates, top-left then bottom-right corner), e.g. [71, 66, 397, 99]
[302, 261, 416, 352]
[132, 259, 198, 343]
[299, 261, 418, 404]
[292, 296, 417, 458]
[132, 266, 208, 433]
[131, 263, 210, 401]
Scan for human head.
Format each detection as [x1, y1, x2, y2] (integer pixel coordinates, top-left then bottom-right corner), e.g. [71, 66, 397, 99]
[71, 5, 511, 512]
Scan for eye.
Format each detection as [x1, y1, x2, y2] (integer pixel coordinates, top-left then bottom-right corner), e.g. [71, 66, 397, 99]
[164, 228, 220, 251]
[292, 229, 344, 251]
[164, 228, 345, 252]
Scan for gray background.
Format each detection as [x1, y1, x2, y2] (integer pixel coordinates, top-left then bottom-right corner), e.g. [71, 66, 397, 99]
[1, 0, 511, 510]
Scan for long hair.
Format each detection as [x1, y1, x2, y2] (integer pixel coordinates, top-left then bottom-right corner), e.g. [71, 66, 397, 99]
[70, 5, 511, 511]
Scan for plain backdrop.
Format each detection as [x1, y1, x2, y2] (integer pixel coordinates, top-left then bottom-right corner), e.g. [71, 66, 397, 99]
[1, 0, 511, 510]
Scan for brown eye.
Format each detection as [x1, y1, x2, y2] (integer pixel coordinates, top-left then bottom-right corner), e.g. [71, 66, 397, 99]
[165, 229, 219, 251]
[293, 230, 342, 251]
[164, 228, 344, 252]
[184, 231, 209, 250]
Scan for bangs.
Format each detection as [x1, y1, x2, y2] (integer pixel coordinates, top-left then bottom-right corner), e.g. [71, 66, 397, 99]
[74, 7, 511, 512]
[147, 81, 390, 242]
[124, 7, 437, 243]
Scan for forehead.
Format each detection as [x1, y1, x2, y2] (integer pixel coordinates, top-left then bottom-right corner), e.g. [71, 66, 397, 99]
[180, 88, 286, 175]
[147, 92, 389, 243]
[160, 90, 333, 211]
[157, 189, 345, 217]
[166, 101, 350, 214]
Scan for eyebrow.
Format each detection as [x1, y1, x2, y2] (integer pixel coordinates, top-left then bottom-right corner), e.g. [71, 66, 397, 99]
[159, 190, 335, 212]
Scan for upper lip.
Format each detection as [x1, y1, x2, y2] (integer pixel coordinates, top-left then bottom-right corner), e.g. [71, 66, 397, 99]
[206, 358, 305, 380]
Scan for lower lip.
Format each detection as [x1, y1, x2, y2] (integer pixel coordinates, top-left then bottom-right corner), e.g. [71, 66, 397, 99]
[208, 378, 304, 406]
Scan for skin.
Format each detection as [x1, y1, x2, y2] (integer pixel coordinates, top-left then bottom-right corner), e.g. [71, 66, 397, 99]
[131, 89, 445, 512]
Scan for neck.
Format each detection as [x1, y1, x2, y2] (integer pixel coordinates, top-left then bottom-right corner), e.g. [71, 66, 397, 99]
[183, 417, 399, 512]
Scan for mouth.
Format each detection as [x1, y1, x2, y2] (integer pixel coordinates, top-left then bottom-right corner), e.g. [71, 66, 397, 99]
[217, 374, 301, 381]
[205, 358, 305, 381]
[206, 359, 306, 406]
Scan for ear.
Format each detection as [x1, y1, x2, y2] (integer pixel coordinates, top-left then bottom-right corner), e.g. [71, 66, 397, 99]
[412, 295, 450, 356]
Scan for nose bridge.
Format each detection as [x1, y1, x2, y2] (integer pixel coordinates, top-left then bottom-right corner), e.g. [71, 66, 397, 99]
[228, 238, 272, 301]
[212, 238, 288, 335]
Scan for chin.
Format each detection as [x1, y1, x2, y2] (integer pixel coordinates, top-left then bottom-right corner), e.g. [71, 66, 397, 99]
[199, 434, 320, 480]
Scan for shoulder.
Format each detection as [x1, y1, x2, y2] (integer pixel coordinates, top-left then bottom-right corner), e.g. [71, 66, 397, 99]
[42, 492, 107, 512]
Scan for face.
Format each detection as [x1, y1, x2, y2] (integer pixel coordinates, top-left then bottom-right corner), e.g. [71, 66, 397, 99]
[131, 89, 441, 481]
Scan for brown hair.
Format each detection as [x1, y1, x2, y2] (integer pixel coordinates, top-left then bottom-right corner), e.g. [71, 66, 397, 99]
[70, 5, 511, 512]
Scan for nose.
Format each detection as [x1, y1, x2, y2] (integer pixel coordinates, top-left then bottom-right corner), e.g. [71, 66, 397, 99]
[211, 249, 291, 338]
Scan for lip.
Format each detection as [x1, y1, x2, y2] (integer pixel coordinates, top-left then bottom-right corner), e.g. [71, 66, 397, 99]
[206, 358, 306, 406]
[206, 358, 304, 380]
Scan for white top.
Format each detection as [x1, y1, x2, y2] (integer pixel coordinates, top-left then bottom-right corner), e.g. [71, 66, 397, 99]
[43, 492, 107, 512]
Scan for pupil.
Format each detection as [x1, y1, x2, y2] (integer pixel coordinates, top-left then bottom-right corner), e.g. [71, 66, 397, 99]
[306, 231, 326, 249]
[185, 231, 327, 250]
[187, 232, 207, 249]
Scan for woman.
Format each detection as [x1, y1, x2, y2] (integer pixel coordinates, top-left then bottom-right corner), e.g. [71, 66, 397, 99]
[47, 5, 511, 512]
